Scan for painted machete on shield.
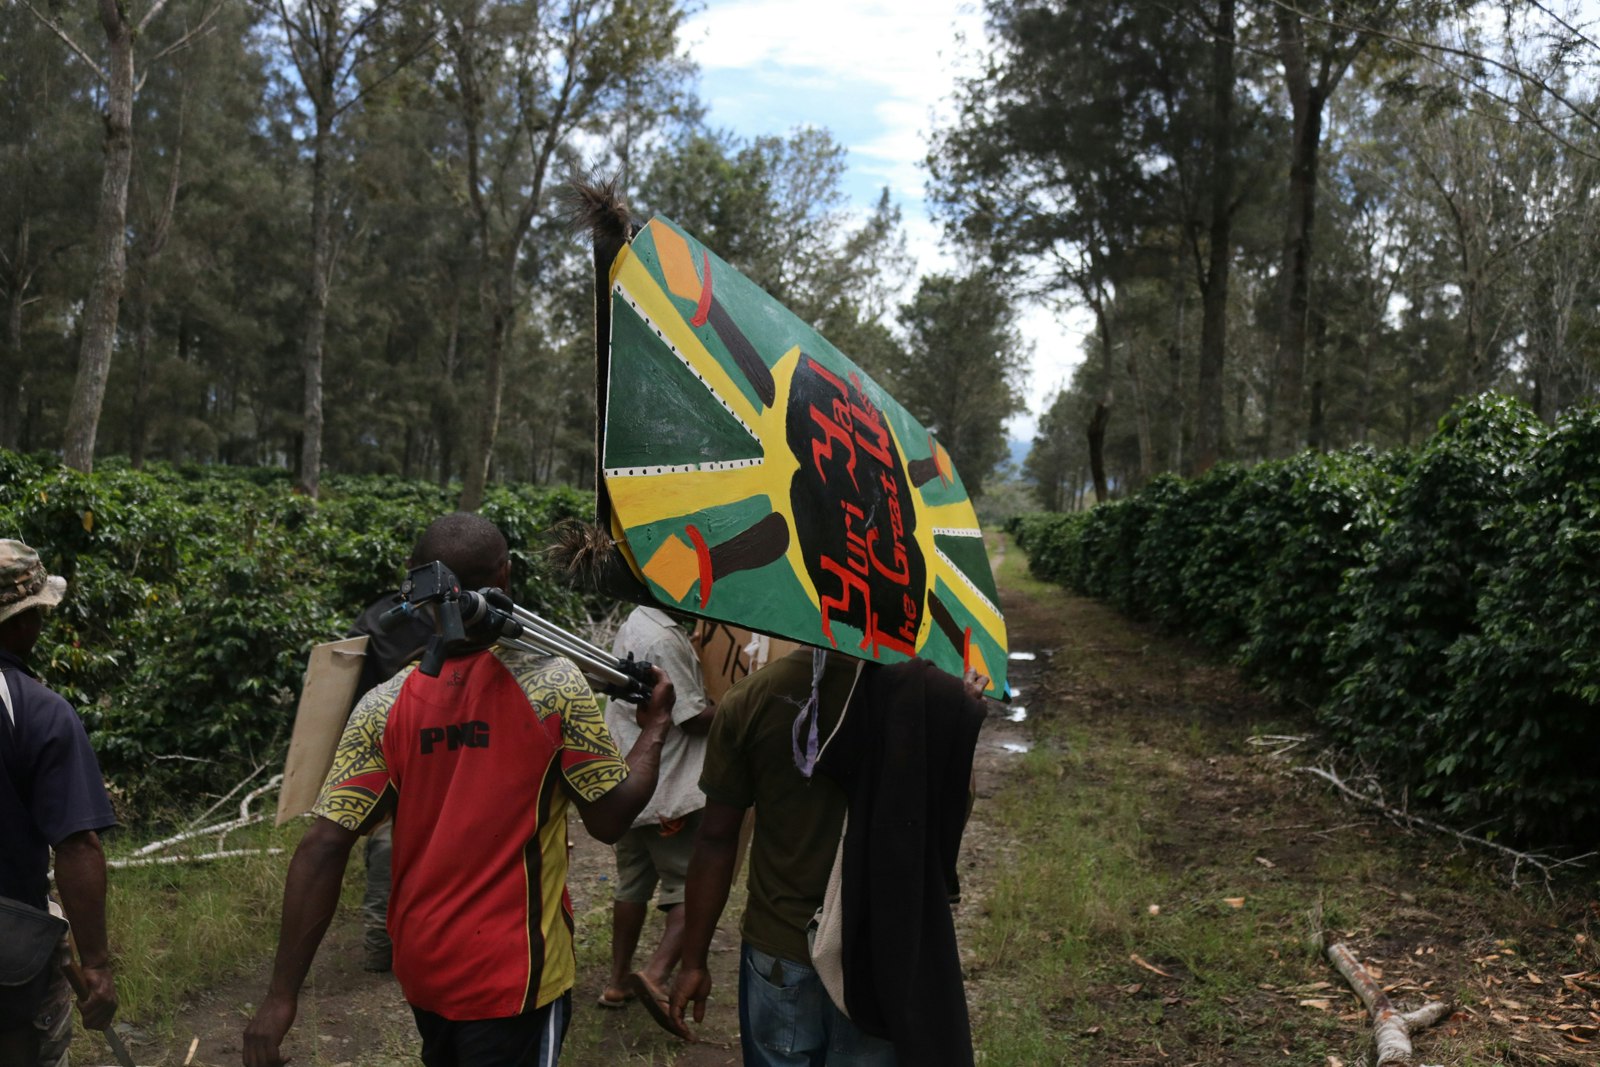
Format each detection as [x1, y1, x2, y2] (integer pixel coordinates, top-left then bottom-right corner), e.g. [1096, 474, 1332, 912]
[595, 212, 1008, 696]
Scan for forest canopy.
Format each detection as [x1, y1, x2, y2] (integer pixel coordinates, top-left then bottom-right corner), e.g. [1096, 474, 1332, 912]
[929, 0, 1600, 504]
[0, 0, 1024, 503]
[5, 0, 1599, 509]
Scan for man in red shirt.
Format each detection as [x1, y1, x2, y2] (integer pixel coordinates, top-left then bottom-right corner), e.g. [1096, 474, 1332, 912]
[244, 513, 676, 1066]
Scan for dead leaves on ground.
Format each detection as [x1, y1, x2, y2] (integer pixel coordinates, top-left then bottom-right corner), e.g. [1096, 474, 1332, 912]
[1263, 938, 1600, 1057]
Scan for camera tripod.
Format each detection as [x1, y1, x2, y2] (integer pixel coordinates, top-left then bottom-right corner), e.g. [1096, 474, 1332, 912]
[381, 561, 656, 703]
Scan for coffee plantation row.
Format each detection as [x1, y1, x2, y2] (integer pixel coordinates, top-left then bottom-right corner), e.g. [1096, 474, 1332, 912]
[0, 451, 597, 817]
[1010, 394, 1600, 848]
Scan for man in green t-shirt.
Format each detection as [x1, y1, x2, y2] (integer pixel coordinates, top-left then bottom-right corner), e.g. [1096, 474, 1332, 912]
[665, 648, 894, 1064]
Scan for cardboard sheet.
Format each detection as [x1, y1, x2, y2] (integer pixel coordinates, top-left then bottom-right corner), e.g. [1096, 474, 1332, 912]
[276, 636, 369, 825]
[692, 621, 800, 703]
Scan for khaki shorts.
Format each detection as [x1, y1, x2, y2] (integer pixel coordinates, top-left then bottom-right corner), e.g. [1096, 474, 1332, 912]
[613, 810, 702, 907]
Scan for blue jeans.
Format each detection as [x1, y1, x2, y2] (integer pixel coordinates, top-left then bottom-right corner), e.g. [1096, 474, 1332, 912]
[738, 943, 897, 1067]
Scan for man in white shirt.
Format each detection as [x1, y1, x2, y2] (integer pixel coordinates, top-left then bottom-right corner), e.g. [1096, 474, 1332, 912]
[598, 605, 714, 1034]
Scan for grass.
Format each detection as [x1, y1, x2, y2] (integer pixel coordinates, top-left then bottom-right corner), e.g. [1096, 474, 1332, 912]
[101, 822, 303, 1024]
[561, 897, 667, 1063]
[67, 817, 374, 1063]
[964, 758, 1352, 1063]
[989, 529, 1059, 601]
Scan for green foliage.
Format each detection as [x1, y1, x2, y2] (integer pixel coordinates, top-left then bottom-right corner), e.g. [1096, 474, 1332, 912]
[1160, 465, 1255, 646]
[1325, 395, 1546, 779]
[1007, 394, 1600, 845]
[1433, 405, 1600, 837]
[1009, 510, 1087, 587]
[637, 129, 914, 383]
[1237, 448, 1406, 704]
[0, 453, 599, 817]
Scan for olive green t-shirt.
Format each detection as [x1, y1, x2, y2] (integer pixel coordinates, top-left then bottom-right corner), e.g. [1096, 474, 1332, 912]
[699, 649, 862, 963]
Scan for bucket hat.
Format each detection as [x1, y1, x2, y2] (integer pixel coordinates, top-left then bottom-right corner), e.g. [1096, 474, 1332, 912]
[0, 540, 66, 625]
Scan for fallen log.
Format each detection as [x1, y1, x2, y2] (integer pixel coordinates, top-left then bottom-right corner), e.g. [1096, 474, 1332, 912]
[110, 847, 284, 870]
[1327, 942, 1452, 1066]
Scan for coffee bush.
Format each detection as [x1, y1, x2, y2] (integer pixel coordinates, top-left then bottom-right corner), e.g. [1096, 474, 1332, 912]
[0, 456, 606, 817]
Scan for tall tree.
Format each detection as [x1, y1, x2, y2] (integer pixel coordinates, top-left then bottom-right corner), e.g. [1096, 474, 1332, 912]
[268, 0, 429, 496]
[0, 6, 97, 451]
[890, 272, 1026, 497]
[442, 0, 689, 511]
[1023, 388, 1082, 511]
[1193, 0, 1238, 474]
[1264, 0, 1405, 456]
[930, 0, 1267, 483]
[638, 128, 913, 376]
[22, 0, 215, 471]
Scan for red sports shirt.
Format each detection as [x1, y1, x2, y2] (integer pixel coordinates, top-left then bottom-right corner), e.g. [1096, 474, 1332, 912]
[314, 647, 628, 1018]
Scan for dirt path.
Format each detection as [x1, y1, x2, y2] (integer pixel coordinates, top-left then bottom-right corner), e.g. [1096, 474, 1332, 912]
[150, 538, 1598, 1065]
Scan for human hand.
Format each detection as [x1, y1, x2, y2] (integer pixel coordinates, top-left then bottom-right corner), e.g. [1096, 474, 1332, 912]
[962, 667, 990, 703]
[75, 964, 117, 1031]
[242, 991, 297, 1067]
[669, 965, 712, 1037]
[634, 666, 675, 734]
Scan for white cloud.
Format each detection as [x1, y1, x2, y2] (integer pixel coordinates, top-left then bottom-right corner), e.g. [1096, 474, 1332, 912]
[685, 0, 983, 91]
[851, 101, 932, 200]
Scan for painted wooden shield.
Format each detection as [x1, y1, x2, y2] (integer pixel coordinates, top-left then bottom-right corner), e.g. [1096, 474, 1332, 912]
[598, 215, 1007, 695]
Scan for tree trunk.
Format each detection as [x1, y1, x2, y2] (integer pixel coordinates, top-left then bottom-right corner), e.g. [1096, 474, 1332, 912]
[459, 275, 512, 512]
[1192, 0, 1235, 476]
[1127, 344, 1154, 485]
[1463, 269, 1486, 395]
[1087, 298, 1115, 505]
[1087, 402, 1111, 505]
[62, 0, 135, 472]
[435, 291, 460, 487]
[1167, 340, 1185, 474]
[2, 254, 23, 451]
[130, 307, 152, 467]
[296, 103, 334, 497]
[1308, 378, 1325, 451]
[1271, 86, 1324, 457]
[127, 107, 183, 470]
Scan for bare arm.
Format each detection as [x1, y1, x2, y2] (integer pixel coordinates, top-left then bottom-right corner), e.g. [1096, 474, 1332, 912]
[668, 799, 744, 1035]
[572, 667, 675, 845]
[678, 697, 716, 737]
[242, 817, 360, 1067]
[54, 829, 116, 1030]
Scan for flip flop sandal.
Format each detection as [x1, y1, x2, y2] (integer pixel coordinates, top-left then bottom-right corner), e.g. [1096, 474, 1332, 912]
[625, 972, 694, 1041]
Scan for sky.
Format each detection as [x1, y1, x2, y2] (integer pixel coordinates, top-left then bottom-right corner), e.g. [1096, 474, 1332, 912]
[678, 0, 1090, 442]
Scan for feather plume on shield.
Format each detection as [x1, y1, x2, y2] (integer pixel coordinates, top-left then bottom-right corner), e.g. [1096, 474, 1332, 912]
[563, 175, 636, 251]
[548, 519, 618, 585]
[548, 519, 653, 604]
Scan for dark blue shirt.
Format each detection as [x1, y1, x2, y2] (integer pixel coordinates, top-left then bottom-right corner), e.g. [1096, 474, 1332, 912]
[0, 648, 116, 909]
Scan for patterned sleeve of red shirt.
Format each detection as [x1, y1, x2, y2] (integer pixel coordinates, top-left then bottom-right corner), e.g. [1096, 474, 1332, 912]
[311, 667, 409, 832]
[516, 657, 629, 802]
